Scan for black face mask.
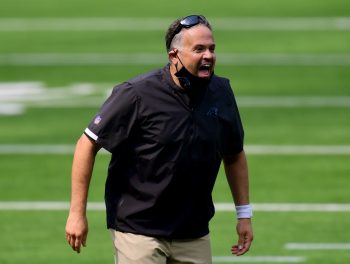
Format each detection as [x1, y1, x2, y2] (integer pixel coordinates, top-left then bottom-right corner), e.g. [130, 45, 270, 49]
[174, 57, 212, 91]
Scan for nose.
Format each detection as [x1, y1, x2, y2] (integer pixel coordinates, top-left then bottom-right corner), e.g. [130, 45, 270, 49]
[203, 49, 215, 61]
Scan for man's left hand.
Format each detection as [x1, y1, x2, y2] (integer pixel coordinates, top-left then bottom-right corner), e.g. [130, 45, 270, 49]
[231, 218, 253, 256]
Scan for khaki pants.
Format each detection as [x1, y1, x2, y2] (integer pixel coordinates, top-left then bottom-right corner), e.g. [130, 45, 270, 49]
[109, 229, 212, 264]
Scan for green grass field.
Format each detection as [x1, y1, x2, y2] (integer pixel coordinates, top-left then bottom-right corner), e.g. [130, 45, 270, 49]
[1, 0, 350, 263]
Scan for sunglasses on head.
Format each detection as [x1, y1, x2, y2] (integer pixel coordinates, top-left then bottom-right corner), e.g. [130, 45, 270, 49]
[169, 15, 207, 45]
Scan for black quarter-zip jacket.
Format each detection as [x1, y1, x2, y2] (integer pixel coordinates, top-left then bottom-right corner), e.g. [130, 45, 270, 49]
[85, 64, 244, 239]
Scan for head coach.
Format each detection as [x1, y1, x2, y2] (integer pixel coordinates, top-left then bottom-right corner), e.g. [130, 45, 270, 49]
[65, 15, 253, 264]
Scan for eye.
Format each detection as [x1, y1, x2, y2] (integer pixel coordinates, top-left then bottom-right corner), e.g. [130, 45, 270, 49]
[194, 46, 205, 53]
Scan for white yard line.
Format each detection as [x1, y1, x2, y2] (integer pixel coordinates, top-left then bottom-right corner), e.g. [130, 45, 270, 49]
[0, 144, 76, 154]
[213, 17, 350, 31]
[285, 243, 350, 250]
[1, 202, 350, 212]
[1, 53, 350, 66]
[213, 256, 305, 263]
[0, 201, 101, 210]
[1, 82, 350, 108]
[0, 17, 349, 31]
[219, 54, 350, 66]
[245, 145, 350, 155]
[218, 203, 350, 212]
[0, 53, 167, 66]
[1, 144, 350, 155]
[1, 82, 350, 110]
[0, 104, 25, 115]
[238, 96, 350, 108]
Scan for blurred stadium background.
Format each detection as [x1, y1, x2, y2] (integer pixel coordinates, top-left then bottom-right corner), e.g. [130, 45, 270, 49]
[0, 0, 350, 263]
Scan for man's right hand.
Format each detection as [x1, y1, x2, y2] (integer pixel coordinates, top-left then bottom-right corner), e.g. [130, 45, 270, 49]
[65, 214, 88, 253]
[65, 134, 98, 253]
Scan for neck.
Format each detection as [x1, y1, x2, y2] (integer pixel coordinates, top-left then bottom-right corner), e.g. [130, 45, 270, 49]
[170, 63, 182, 88]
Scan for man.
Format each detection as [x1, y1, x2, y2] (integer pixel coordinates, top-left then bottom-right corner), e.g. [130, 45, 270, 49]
[65, 15, 253, 263]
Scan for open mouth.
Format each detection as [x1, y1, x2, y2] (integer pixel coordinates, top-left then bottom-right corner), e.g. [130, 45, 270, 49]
[198, 64, 212, 76]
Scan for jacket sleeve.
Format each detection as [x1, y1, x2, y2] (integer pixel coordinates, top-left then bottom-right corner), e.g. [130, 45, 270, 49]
[221, 78, 245, 155]
[84, 82, 139, 153]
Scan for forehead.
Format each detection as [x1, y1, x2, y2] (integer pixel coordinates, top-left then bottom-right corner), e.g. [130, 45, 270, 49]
[181, 25, 215, 47]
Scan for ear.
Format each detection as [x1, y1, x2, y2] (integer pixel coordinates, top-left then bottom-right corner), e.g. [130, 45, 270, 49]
[168, 49, 178, 64]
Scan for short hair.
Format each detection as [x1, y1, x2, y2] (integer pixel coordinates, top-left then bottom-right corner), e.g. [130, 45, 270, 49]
[165, 15, 212, 52]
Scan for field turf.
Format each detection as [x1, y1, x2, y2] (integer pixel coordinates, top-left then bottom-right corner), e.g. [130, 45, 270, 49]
[0, 0, 350, 263]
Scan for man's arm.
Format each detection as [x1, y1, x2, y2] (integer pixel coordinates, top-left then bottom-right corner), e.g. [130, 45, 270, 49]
[65, 134, 101, 253]
[223, 150, 253, 256]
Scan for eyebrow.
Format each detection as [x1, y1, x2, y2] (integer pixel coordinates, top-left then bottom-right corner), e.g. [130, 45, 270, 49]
[192, 44, 216, 49]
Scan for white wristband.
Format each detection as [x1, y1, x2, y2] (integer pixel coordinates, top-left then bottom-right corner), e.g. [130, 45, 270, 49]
[235, 204, 253, 219]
